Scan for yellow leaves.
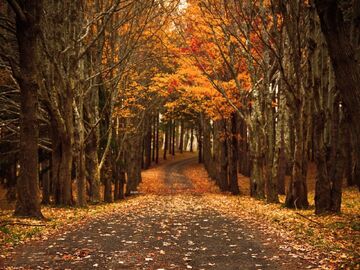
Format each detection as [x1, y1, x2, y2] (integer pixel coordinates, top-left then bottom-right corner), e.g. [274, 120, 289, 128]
[229, 35, 238, 44]
[120, 23, 131, 34]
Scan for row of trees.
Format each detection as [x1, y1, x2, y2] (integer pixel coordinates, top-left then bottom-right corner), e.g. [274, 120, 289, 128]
[0, 0, 195, 218]
[0, 0, 359, 218]
[169, 0, 359, 214]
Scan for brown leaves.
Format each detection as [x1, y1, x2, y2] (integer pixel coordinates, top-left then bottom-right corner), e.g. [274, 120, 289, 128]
[201, 191, 360, 269]
[0, 196, 152, 258]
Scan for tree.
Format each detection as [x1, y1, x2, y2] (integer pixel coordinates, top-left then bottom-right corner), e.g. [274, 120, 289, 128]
[315, 0, 360, 191]
[7, 0, 44, 218]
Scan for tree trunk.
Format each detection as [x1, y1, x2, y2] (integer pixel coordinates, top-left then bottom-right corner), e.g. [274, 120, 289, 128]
[59, 134, 73, 206]
[152, 116, 156, 162]
[118, 170, 126, 200]
[85, 81, 101, 203]
[266, 90, 279, 203]
[229, 113, 240, 195]
[114, 168, 119, 201]
[277, 83, 287, 195]
[163, 123, 168, 160]
[104, 176, 113, 203]
[74, 101, 87, 207]
[50, 99, 74, 206]
[190, 127, 194, 152]
[219, 119, 229, 192]
[11, 0, 43, 218]
[41, 159, 51, 205]
[315, 2, 360, 190]
[344, 129, 353, 186]
[238, 118, 250, 177]
[144, 124, 152, 169]
[250, 132, 265, 199]
[202, 116, 212, 171]
[197, 122, 203, 163]
[327, 100, 346, 212]
[125, 136, 142, 195]
[277, 126, 287, 195]
[172, 120, 176, 156]
[86, 132, 101, 203]
[179, 120, 184, 153]
[314, 111, 331, 214]
[285, 109, 309, 209]
[155, 113, 159, 164]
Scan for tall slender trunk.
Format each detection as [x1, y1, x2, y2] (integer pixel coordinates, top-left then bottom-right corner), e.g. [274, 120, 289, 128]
[41, 159, 51, 204]
[163, 123, 168, 160]
[266, 90, 279, 203]
[86, 131, 101, 203]
[344, 129, 353, 186]
[144, 123, 152, 169]
[250, 130, 265, 199]
[74, 97, 87, 207]
[202, 116, 212, 171]
[118, 170, 126, 200]
[104, 157, 113, 203]
[198, 121, 203, 163]
[155, 113, 159, 164]
[238, 118, 250, 176]
[219, 119, 229, 192]
[126, 136, 142, 195]
[172, 120, 176, 156]
[229, 113, 240, 195]
[190, 127, 194, 152]
[152, 115, 156, 162]
[179, 120, 184, 153]
[114, 165, 119, 201]
[277, 126, 287, 194]
[313, 111, 331, 214]
[330, 109, 346, 212]
[285, 108, 309, 209]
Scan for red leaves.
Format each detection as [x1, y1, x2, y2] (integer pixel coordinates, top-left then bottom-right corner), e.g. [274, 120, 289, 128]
[167, 79, 179, 93]
[180, 38, 204, 55]
[189, 38, 202, 53]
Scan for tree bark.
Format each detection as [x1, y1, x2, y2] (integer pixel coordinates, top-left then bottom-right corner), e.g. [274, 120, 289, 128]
[155, 113, 159, 164]
[285, 108, 309, 209]
[238, 118, 250, 177]
[229, 113, 240, 195]
[197, 121, 203, 163]
[179, 120, 184, 153]
[219, 119, 229, 192]
[41, 159, 51, 205]
[144, 122, 152, 169]
[163, 123, 168, 160]
[104, 160, 113, 203]
[74, 100, 87, 207]
[11, 0, 44, 218]
[313, 111, 331, 214]
[315, 1, 360, 192]
[152, 115, 156, 162]
[190, 127, 194, 152]
[171, 120, 176, 156]
[277, 126, 287, 195]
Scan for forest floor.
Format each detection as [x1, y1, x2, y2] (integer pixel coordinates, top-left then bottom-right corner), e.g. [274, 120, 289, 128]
[0, 153, 359, 269]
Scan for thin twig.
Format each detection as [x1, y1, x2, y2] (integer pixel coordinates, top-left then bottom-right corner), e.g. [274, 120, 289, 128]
[295, 212, 324, 227]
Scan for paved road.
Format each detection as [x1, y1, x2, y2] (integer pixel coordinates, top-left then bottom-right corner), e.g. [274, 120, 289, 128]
[164, 157, 196, 191]
[1, 157, 314, 270]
